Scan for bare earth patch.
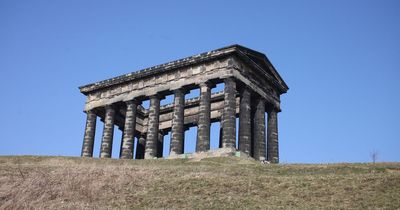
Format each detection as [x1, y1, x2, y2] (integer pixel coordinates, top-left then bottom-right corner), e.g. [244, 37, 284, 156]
[0, 156, 399, 209]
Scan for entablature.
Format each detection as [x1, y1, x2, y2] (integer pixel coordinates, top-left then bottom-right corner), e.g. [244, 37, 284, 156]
[79, 45, 288, 111]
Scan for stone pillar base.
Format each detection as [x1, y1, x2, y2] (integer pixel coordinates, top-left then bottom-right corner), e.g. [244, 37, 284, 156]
[167, 147, 250, 161]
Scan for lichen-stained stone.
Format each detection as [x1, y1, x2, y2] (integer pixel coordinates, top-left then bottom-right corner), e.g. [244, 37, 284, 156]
[267, 108, 279, 163]
[100, 105, 116, 158]
[253, 98, 266, 161]
[196, 82, 212, 152]
[145, 95, 161, 159]
[238, 86, 251, 155]
[170, 88, 186, 156]
[222, 77, 237, 148]
[120, 100, 138, 159]
[81, 110, 97, 157]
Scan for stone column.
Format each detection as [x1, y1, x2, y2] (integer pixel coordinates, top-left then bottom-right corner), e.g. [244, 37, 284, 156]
[81, 110, 97, 157]
[170, 88, 185, 155]
[253, 97, 266, 161]
[267, 107, 279, 163]
[157, 131, 164, 158]
[196, 82, 212, 152]
[145, 95, 161, 159]
[135, 134, 146, 159]
[100, 105, 116, 158]
[120, 100, 138, 159]
[221, 77, 237, 148]
[119, 129, 124, 158]
[219, 126, 223, 148]
[182, 126, 190, 153]
[238, 87, 252, 155]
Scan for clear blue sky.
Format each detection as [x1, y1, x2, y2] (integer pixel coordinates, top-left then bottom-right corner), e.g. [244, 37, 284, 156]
[1, 0, 399, 163]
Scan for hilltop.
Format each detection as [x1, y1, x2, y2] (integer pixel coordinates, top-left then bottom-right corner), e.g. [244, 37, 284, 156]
[0, 156, 399, 209]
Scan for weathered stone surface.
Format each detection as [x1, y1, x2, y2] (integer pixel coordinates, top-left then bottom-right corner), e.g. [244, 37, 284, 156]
[80, 45, 288, 112]
[222, 77, 237, 148]
[267, 108, 279, 163]
[168, 147, 238, 160]
[100, 105, 115, 158]
[253, 98, 266, 161]
[196, 82, 212, 152]
[81, 110, 97, 157]
[170, 88, 185, 155]
[238, 86, 251, 155]
[81, 58, 234, 111]
[145, 95, 160, 159]
[120, 100, 138, 159]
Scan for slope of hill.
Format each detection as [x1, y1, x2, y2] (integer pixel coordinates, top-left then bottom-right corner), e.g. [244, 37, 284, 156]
[0, 156, 399, 209]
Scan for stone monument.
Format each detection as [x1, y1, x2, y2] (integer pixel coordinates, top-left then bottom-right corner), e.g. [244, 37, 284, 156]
[79, 45, 288, 163]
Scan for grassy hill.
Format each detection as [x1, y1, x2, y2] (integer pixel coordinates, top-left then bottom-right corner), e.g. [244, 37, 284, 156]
[0, 156, 399, 209]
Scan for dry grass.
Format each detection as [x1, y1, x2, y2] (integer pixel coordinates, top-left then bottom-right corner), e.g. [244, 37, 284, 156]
[0, 156, 399, 209]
